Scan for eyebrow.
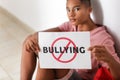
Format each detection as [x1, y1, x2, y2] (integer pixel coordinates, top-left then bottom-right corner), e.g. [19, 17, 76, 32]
[66, 5, 81, 9]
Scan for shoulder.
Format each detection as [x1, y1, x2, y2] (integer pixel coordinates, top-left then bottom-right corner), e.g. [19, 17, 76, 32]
[58, 21, 73, 31]
[90, 26, 114, 45]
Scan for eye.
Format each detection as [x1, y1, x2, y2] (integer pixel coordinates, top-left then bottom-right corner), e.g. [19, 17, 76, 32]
[66, 8, 70, 13]
[74, 7, 80, 12]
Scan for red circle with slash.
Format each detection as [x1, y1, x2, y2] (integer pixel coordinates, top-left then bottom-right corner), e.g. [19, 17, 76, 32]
[51, 37, 77, 63]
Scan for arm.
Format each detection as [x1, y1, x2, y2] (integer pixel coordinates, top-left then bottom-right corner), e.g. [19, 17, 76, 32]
[43, 27, 62, 32]
[20, 27, 61, 80]
[108, 54, 120, 80]
[89, 45, 120, 80]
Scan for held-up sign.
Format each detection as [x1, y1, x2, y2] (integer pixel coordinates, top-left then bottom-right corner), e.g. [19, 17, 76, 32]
[38, 32, 91, 69]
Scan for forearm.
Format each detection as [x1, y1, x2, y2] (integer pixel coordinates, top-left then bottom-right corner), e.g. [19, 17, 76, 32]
[42, 27, 61, 32]
[108, 58, 120, 80]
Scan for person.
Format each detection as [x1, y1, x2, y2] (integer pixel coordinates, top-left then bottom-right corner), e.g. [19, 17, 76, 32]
[21, 0, 120, 80]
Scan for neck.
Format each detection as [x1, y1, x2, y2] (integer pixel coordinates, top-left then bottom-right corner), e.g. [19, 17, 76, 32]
[76, 18, 97, 31]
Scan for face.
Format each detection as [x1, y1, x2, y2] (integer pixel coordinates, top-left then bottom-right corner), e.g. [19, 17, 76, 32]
[66, 0, 92, 26]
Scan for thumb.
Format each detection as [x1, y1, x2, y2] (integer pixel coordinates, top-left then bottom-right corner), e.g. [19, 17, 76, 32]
[88, 46, 94, 51]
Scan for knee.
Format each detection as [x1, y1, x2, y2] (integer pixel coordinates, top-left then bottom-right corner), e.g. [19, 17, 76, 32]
[23, 34, 31, 43]
[55, 69, 70, 79]
[23, 32, 38, 44]
[22, 34, 33, 49]
[36, 68, 55, 80]
[22, 32, 39, 54]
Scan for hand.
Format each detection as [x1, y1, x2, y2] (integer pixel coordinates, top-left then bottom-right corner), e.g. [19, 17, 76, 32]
[88, 45, 114, 63]
[23, 32, 40, 54]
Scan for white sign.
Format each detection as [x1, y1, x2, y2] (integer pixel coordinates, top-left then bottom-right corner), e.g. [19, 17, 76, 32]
[38, 32, 91, 69]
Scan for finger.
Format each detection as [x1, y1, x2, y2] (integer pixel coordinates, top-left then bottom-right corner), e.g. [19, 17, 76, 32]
[32, 40, 40, 53]
[33, 32, 40, 52]
[96, 56, 104, 61]
[36, 43, 40, 52]
[96, 56, 109, 62]
[24, 35, 33, 50]
[24, 37, 35, 52]
[88, 45, 102, 51]
[90, 46, 105, 53]
[30, 45, 36, 52]
[88, 45, 105, 50]
[24, 40, 32, 52]
[32, 33, 39, 48]
[88, 46, 93, 51]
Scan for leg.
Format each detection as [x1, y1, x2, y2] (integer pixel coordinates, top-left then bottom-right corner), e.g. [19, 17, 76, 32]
[55, 69, 82, 80]
[35, 65, 70, 80]
[21, 43, 54, 80]
[36, 63, 55, 80]
[21, 31, 70, 80]
[21, 42, 37, 80]
[21, 33, 55, 80]
[55, 69, 70, 79]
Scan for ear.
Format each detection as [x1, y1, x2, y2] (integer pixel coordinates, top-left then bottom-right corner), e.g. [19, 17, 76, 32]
[88, 7, 92, 13]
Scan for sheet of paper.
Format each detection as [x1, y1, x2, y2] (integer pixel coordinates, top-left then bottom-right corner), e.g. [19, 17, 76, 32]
[38, 32, 91, 69]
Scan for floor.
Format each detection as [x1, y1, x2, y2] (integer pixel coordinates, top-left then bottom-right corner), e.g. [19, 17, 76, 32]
[0, 7, 35, 80]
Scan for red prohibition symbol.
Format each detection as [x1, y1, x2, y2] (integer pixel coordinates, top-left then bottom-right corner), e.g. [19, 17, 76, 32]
[51, 37, 77, 63]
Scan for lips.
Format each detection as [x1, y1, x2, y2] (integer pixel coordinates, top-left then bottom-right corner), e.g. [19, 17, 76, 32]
[70, 18, 76, 22]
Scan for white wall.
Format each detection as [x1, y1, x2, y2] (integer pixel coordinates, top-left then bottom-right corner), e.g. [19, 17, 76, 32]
[36, 0, 68, 30]
[91, 0, 120, 53]
[0, 0, 68, 31]
[0, 0, 41, 31]
[0, 0, 120, 53]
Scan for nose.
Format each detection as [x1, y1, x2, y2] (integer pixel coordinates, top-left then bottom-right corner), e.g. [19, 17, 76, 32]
[68, 10, 75, 17]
